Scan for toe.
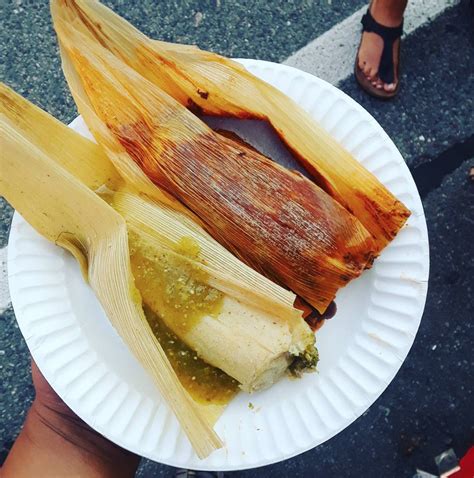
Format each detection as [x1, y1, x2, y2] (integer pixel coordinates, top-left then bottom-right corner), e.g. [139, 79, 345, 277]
[375, 79, 384, 89]
[384, 82, 397, 92]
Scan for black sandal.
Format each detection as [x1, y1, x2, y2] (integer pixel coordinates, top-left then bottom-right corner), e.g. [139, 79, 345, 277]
[355, 9, 403, 99]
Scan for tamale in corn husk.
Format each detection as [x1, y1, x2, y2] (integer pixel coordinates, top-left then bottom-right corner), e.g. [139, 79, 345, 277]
[50, 0, 411, 254]
[52, 19, 377, 314]
[112, 190, 317, 392]
[1, 84, 318, 453]
[0, 104, 221, 458]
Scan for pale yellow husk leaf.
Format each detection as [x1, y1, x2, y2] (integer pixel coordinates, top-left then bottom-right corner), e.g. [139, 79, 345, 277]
[0, 108, 222, 458]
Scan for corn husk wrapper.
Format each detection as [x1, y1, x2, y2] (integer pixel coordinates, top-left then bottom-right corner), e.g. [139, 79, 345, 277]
[51, 0, 411, 254]
[1, 84, 318, 454]
[52, 17, 377, 314]
[0, 91, 221, 458]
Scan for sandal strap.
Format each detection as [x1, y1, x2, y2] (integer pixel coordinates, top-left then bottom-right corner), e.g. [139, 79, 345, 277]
[361, 10, 403, 84]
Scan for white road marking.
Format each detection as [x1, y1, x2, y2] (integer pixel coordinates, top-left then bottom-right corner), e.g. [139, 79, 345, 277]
[0, 246, 11, 313]
[284, 0, 460, 85]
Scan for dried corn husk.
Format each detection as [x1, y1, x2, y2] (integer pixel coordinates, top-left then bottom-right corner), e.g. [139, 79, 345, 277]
[0, 103, 221, 458]
[50, 0, 411, 253]
[52, 18, 377, 313]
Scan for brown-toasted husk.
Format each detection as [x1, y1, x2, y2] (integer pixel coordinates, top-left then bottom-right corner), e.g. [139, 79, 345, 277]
[53, 23, 377, 313]
[50, 0, 410, 254]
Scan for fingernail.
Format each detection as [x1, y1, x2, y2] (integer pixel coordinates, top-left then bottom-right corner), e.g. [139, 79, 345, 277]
[386, 83, 395, 91]
[376, 84, 383, 89]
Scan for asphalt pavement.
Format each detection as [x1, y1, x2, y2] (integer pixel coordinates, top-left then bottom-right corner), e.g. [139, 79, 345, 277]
[0, 1, 473, 477]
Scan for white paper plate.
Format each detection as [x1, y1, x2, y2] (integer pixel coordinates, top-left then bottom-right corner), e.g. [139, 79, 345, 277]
[8, 60, 429, 471]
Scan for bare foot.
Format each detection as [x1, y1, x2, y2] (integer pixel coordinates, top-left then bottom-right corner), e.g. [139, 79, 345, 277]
[357, 0, 406, 92]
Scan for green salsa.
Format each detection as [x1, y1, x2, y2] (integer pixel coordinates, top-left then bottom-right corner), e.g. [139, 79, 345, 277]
[129, 232, 238, 404]
[130, 233, 223, 335]
[144, 306, 239, 404]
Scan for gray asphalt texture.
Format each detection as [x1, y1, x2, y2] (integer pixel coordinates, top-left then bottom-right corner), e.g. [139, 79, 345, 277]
[1, 1, 473, 477]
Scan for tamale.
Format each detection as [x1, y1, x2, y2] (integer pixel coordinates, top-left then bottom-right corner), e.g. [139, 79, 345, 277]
[50, 0, 411, 253]
[115, 192, 317, 392]
[52, 20, 377, 313]
[1, 83, 316, 396]
[0, 109, 221, 458]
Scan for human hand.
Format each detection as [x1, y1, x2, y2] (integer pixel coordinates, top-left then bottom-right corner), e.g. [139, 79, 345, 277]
[1, 359, 140, 478]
